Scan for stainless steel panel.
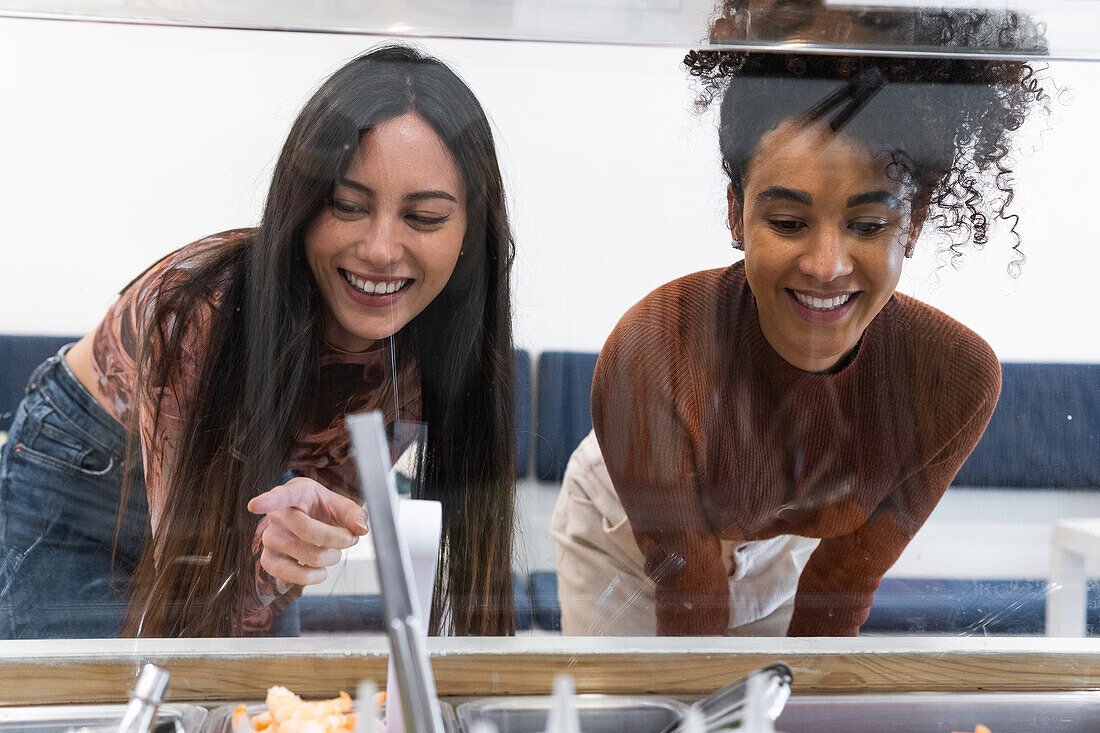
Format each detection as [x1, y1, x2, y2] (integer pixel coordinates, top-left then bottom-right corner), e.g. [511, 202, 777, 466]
[776, 692, 1100, 733]
[456, 695, 690, 733]
[0, 705, 206, 733]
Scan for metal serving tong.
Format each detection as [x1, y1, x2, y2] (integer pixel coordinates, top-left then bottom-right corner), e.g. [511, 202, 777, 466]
[346, 411, 446, 733]
[661, 663, 792, 733]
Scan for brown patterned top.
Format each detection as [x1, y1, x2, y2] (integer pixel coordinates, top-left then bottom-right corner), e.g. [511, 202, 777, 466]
[89, 230, 421, 633]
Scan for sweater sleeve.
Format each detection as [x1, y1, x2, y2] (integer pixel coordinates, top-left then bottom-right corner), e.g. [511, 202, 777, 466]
[787, 340, 1001, 636]
[591, 312, 730, 636]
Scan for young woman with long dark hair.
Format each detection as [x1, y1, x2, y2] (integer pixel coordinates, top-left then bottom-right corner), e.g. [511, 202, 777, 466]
[552, 7, 1049, 637]
[0, 44, 515, 638]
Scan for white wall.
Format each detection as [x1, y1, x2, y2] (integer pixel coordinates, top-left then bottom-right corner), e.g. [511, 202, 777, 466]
[2, 17, 1099, 362]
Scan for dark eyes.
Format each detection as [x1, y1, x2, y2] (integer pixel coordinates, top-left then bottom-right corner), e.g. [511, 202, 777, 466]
[405, 214, 449, 229]
[766, 218, 889, 237]
[849, 220, 889, 237]
[768, 218, 806, 234]
[330, 199, 365, 218]
[328, 199, 449, 230]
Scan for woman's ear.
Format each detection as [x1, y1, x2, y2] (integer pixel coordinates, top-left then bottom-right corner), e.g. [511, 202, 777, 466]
[905, 205, 928, 258]
[726, 183, 745, 243]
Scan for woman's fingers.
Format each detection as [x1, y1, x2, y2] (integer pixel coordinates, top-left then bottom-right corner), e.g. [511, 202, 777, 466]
[276, 506, 360, 550]
[247, 477, 315, 515]
[248, 476, 369, 536]
[262, 521, 344, 570]
[249, 477, 369, 587]
[258, 544, 327, 587]
[324, 490, 371, 537]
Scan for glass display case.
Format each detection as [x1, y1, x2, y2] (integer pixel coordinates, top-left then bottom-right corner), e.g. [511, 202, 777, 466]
[1, 0, 1099, 726]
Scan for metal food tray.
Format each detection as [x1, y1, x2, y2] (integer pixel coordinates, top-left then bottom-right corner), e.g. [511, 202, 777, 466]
[456, 695, 690, 733]
[775, 691, 1100, 733]
[203, 701, 459, 733]
[0, 704, 206, 733]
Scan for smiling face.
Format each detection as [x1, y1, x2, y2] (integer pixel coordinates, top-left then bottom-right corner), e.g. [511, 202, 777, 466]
[730, 120, 921, 373]
[304, 112, 467, 352]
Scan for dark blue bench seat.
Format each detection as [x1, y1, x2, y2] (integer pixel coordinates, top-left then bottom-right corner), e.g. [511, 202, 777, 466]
[524, 570, 1100, 636]
[0, 334, 82, 432]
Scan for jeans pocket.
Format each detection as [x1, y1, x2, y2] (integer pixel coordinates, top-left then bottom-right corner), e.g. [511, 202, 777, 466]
[14, 400, 116, 478]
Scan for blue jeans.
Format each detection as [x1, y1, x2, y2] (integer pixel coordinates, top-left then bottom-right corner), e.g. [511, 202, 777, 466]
[0, 344, 147, 638]
[0, 345, 302, 638]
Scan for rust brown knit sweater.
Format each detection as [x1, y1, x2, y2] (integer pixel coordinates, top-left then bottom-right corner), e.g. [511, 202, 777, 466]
[591, 262, 1000, 636]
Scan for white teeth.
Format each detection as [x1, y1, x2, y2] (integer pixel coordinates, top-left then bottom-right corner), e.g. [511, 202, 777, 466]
[342, 270, 407, 295]
[793, 291, 852, 311]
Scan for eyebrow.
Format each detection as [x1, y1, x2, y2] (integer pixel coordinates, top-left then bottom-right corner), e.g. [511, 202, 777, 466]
[846, 190, 901, 209]
[338, 178, 458, 204]
[753, 186, 901, 210]
[754, 186, 812, 206]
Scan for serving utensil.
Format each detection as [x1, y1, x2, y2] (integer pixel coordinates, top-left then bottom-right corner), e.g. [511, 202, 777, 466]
[661, 663, 792, 733]
[346, 411, 446, 733]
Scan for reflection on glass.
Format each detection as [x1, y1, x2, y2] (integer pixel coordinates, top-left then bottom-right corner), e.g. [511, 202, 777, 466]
[0, 45, 517, 639]
[706, 0, 1047, 56]
[1, 8, 1098, 647]
[551, 8, 1055, 636]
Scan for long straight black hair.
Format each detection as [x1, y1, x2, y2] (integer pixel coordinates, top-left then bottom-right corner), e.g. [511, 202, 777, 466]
[122, 44, 516, 637]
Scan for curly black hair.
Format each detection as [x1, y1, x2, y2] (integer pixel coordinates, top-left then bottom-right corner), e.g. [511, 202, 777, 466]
[685, 3, 1051, 274]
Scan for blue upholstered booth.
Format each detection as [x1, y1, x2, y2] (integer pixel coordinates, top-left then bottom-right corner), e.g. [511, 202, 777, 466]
[533, 351, 599, 481]
[0, 334, 82, 433]
[954, 362, 1100, 488]
[524, 572, 1100, 636]
[863, 578, 1100, 635]
[514, 348, 532, 477]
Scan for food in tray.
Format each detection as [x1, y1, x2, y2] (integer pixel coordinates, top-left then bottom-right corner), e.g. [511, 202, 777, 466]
[232, 686, 385, 733]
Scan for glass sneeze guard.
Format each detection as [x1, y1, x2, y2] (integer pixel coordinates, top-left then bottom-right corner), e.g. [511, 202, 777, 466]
[2, 0, 1100, 60]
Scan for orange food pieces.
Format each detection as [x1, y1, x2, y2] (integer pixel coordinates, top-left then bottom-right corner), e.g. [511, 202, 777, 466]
[232, 686, 360, 733]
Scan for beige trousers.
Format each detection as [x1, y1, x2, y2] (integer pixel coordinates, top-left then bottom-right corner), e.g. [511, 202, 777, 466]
[550, 431, 818, 636]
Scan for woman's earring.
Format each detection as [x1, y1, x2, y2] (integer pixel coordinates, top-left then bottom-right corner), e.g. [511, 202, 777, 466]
[732, 238, 744, 251]
[904, 243, 915, 258]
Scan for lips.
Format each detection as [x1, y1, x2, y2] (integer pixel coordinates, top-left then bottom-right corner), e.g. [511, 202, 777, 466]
[787, 288, 859, 323]
[341, 268, 410, 295]
[792, 290, 853, 311]
[338, 268, 413, 307]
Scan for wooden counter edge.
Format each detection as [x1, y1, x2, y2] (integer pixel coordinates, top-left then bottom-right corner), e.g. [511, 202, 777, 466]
[2, 637, 1099, 705]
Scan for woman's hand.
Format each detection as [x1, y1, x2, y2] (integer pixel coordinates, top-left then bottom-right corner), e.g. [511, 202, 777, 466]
[247, 476, 369, 588]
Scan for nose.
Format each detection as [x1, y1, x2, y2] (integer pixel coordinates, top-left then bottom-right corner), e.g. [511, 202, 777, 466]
[355, 217, 403, 269]
[798, 228, 854, 282]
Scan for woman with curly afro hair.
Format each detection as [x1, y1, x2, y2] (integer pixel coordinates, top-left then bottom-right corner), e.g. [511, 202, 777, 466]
[551, 6, 1050, 636]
